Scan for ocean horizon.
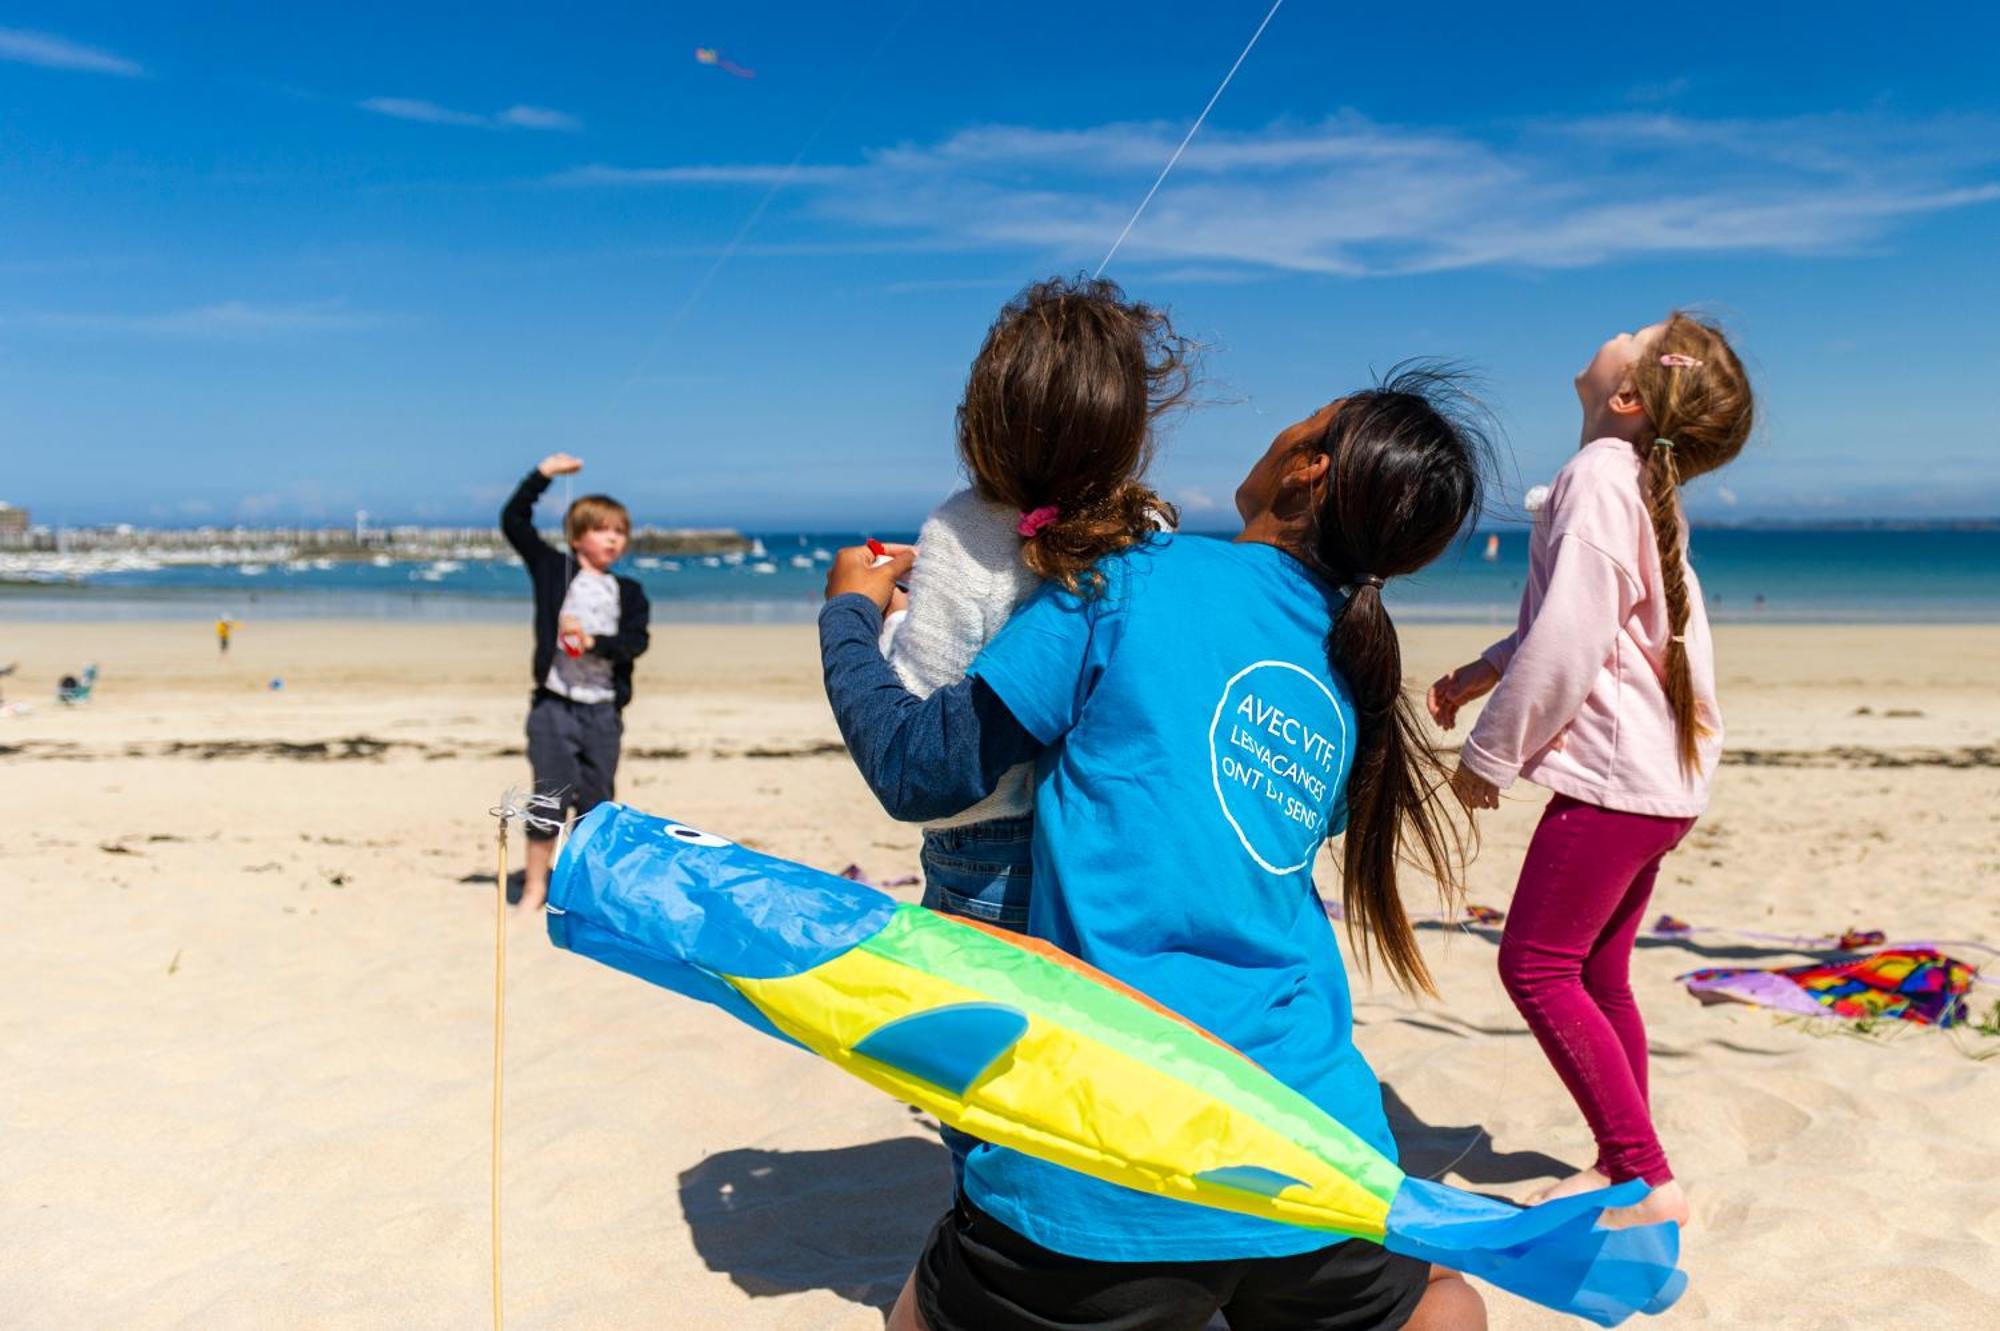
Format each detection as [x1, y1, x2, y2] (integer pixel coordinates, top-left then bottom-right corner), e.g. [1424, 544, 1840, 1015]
[2, 528, 1995, 626]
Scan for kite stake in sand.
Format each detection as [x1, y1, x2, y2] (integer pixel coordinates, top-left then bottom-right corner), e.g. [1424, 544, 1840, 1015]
[545, 801, 1688, 1327]
[485, 787, 565, 1330]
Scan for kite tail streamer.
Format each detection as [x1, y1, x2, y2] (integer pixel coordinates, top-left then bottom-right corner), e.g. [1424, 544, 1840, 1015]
[545, 803, 1685, 1325]
[1383, 1178, 1685, 1326]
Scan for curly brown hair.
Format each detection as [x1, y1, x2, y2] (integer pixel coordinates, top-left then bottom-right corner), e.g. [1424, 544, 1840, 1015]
[956, 276, 1194, 595]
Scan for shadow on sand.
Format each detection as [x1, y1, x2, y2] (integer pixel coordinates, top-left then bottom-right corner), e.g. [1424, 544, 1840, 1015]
[679, 1090, 1579, 1318]
[679, 1135, 952, 1315]
[1380, 1084, 1575, 1191]
[1415, 918, 1851, 966]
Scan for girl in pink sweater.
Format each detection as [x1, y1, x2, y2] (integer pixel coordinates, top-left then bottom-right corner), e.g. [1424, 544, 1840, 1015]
[1429, 312, 1754, 1229]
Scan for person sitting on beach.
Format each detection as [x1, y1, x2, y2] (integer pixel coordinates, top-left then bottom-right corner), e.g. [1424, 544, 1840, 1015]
[1428, 313, 1755, 1229]
[502, 453, 651, 911]
[821, 367, 1493, 1331]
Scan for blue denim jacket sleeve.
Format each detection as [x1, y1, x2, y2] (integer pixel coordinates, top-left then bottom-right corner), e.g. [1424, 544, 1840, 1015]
[819, 593, 1043, 822]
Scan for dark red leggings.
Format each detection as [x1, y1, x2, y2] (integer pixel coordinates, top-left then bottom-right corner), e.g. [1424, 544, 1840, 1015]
[1498, 794, 1694, 1186]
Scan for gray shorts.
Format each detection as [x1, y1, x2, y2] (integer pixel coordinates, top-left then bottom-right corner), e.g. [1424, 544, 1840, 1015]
[524, 691, 623, 841]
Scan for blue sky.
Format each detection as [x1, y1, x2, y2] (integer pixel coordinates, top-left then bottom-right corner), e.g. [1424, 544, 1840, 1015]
[3, 2, 1996, 529]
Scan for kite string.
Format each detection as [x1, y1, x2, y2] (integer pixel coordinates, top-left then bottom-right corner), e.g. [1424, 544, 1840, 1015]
[599, 0, 925, 410]
[1095, 0, 1285, 278]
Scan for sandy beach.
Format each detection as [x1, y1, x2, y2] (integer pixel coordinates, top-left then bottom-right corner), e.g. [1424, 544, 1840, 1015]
[2, 618, 1996, 1328]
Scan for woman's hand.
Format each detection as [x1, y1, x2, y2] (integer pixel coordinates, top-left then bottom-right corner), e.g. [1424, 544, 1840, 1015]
[1449, 761, 1500, 811]
[825, 543, 916, 610]
[538, 452, 584, 478]
[1427, 659, 1500, 730]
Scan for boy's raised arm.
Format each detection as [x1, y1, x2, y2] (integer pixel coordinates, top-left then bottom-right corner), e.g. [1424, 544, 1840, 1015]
[501, 454, 579, 572]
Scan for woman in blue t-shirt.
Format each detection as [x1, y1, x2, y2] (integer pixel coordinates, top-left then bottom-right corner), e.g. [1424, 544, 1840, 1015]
[819, 367, 1493, 1331]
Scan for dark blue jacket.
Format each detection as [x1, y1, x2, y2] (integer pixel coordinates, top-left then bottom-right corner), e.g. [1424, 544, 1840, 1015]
[501, 470, 650, 708]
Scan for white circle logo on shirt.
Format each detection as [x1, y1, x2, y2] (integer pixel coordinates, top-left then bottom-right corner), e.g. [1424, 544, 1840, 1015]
[1207, 660, 1347, 876]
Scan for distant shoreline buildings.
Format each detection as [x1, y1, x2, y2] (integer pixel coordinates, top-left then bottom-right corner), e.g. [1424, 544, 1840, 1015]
[0, 503, 751, 559]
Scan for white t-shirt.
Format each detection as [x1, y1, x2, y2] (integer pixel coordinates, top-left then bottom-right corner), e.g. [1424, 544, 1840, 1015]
[544, 568, 621, 704]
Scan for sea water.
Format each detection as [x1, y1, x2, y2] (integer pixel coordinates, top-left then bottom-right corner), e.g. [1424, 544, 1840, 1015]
[2, 529, 1995, 625]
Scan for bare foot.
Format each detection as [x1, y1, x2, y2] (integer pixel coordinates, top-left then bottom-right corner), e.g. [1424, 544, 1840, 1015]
[1526, 1166, 1611, 1205]
[1603, 1178, 1689, 1230]
[517, 874, 548, 913]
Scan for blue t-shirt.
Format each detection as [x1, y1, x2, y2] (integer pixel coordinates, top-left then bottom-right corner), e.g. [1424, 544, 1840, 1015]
[964, 533, 1395, 1262]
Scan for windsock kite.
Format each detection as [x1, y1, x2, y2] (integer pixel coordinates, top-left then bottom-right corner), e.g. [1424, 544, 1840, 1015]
[547, 802, 1685, 1326]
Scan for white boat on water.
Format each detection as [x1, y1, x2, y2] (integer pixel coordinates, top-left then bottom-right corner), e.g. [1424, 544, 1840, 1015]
[370, 554, 394, 568]
[702, 556, 722, 568]
[635, 557, 662, 570]
[812, 548, 833, 562]
[750, 561, 778, 575]
[661, 560, 681, 572]
[749, 538, 768, 559]
[238, 563, 267, 576]
[788, 554, 813, 569]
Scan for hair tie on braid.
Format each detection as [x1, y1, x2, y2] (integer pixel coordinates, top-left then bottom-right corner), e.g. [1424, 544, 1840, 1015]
[1348, 574, 1384, 592]
[1653, 437, 1676, 452]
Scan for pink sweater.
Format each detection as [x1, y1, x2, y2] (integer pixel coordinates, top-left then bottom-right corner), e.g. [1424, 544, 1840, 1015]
[1459, 437, 1721, 818]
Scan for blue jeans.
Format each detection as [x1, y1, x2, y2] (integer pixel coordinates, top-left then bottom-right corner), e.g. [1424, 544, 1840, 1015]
[920, 814, 1035, 930]
[920, 814, 1034, 1182]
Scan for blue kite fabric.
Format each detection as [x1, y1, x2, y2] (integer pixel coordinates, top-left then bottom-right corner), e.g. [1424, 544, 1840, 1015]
[547, 802, 1685, 1326]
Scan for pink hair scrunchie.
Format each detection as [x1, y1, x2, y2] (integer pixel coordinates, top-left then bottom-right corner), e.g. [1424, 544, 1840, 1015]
[1016, 505, 1061, 538]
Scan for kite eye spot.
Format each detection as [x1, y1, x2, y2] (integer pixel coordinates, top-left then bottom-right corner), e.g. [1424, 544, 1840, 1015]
[663, 823, 733, 848]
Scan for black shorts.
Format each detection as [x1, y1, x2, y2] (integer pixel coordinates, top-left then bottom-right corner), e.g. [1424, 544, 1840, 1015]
[914, 1195, 1429, 1331]
[523, 691, 623, 840]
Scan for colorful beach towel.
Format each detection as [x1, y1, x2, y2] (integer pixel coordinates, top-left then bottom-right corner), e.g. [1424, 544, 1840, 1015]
[1681, 947, 1978, 1027]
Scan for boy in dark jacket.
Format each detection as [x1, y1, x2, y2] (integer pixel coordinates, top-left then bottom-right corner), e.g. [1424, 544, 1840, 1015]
[502, 452, 651, 909]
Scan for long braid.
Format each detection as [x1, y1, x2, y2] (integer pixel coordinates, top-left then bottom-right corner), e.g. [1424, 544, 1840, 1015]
[1643, 439, 1701, 772]
[1628, 312, 1756, 774]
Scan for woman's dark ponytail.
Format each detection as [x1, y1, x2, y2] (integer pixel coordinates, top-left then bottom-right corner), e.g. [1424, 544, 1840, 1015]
[1306, 365, 1491, 996]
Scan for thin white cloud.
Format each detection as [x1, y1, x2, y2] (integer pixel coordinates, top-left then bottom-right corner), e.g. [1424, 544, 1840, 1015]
[498, 104, 581, 132]
[550, 163, 850, 186]
[559, 110, 2000, 276]
[0, 25, 142, 77]
[11, 301, 381, 339]
[361, 97, 581, 131]
[360, 97, 490, 128]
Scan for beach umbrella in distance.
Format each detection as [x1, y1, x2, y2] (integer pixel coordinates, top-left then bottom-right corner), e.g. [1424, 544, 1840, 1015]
[544, 802, 1685, 1326]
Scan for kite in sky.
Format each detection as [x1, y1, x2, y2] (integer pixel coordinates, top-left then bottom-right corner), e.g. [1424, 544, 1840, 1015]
[694, 47, 755, 80]
[546, 802, 1685, 1326]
